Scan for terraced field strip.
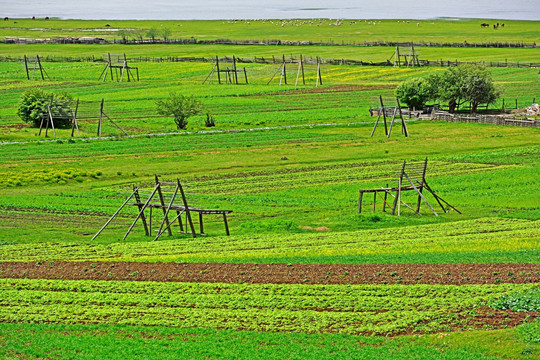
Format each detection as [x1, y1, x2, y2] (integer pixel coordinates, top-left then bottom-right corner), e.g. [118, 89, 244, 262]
[0, 218, 537, 264]
[1, 262, 538, 285]
[0, 278, 536, 335]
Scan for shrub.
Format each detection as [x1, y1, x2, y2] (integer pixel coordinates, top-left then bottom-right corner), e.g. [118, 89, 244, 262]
[204, 112, 216, 127]
[156, 92, 202, 130]
[395, 77, 433, 109]
[17, 89, 74, 128]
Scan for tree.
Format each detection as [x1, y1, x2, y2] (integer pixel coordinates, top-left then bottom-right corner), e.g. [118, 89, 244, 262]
[433, 65, 500, 113]
[395, 77, 434, 109]
[161, 28, 172, 41]
[146, 27, 159, 42]
[17, 89, 74, 128]
[156, 93, 202, 130]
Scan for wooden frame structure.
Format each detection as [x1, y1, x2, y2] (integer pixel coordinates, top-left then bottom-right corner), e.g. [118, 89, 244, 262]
[203, 56, 248, 85]
[37, 98, 127, 138]
[92, 175, 233, 241]
[390, 45, 421, 68]
[99, 53, 139, 82]
[370, 96, 409, 138]
[267, 55, 322, 87]
[358, 158, 460, 216]
[24, 55, 49, 80]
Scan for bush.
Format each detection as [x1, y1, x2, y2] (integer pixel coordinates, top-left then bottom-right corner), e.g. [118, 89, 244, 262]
[395, 77, 433, 109]
[156, 92, 202, 130]
[17, 89, 74, 128]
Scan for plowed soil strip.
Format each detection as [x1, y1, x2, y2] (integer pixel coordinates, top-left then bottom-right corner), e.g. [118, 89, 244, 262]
[1, 262, 538, 285]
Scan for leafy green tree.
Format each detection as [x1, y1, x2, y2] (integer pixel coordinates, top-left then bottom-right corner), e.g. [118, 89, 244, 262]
[395, 77, 434, 109]
[17, 89, 74, 128]
[156, 93, 202, 130]
[433, 65, 500, 113]
[161, 28, 172, 41]
[146, 27, 159, 42]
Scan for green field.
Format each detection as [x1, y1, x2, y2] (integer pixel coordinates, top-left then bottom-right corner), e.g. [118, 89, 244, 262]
[0, 18, 539, 359]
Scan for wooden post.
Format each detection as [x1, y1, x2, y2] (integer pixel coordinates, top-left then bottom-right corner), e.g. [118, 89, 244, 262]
[91, 187, 139, 240]
[223, 213, 230, 236]
[316, 57, 322, 86]
[243, 68, 248, 84]
[379, 96, 388, 136]
[233, 56, 238, 84]
[176, 210, 184, 232]
[199, 212, 204, 235]
[124, 184, 160, 240]
[358, 191, 364, 213]
[154, 182, 179, 240]
[155, 175, 173, 236]
[300, 54, 305, 85]
[383, 184, 388, 212]
[387, 107, 398, 138]
[416, 158, 428, 213]
[392, 161, 406, 215]
[71, 98, 80, 137]
[98, 98, 104, 136]
[36, 55, 45, 80]
[133, 187, 150, 236]
[108, 53, 114, 81]
[396, 97, 409, 137]
[24, 55, 30, 80]
[178, 180, 196, 238]
[47, 105, 56, 138]
[370, 112, 382, 137]
[373, 192, 377, 212]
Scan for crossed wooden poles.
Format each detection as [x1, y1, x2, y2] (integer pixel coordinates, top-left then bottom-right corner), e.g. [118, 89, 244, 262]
[358, 158, 460, 216]
[203, 56, 248, 85]
[24, 55, 49, 80]
[38, 98, 127, 138]
[92, 175, 232, 241]
[99, 53, 139, 82]
[267, 55, 322, 87]
[371, 96, 409, 138]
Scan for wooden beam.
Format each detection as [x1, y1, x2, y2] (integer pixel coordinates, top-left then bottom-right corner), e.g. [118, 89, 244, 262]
[403, 172, 438, 216]
[155, 175, 173, 236]
[396, 97, 409, 137]
[178, 180, 197, 238]
[124, 184, 160, 240]
[387, 106, 398, 138]
[153, 182, 179, 240]
[91, 187, 139, 240]
[379, 96, 388, 136]
[133, 187, 150, 236]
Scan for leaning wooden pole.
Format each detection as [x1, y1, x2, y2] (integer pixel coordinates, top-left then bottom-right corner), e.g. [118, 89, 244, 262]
[91, 188, 139, 240]
[216, 56, 221, 84]
[154, 183, 180, 241]
[396, 97, 409, 137]
[36, 55, 45, 80]
[97, 98, 104, 136]
[379, 96, 388, 136]
[178, 180, 197, 238]
[124, 184, 160, 240]
[24, 55, 30, 80]
[155, 175, 173, 236]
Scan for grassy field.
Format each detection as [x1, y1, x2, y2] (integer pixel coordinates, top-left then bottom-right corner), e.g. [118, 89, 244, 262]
[0, 18, 539, 359]
[1, 18, 539, 43]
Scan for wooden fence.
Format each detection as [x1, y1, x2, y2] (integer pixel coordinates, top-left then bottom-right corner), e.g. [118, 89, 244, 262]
[431, 111, 540, 127]
[1, 54, 538, 69]
[2, 37, 537, 48]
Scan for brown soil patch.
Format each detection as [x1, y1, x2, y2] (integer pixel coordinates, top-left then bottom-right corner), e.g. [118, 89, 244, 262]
[0, 262, 538, 285]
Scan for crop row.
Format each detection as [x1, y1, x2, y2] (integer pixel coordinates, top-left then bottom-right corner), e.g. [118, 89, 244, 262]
[0, 217, 537, 263]
[0, 278, 535, 335]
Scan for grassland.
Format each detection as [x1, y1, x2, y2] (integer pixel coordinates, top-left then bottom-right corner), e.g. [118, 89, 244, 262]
[1, 18, 539, 43]
[0, 18, 539, 359]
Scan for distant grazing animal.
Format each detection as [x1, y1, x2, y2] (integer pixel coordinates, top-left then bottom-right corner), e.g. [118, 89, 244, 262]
[481, 23, 489, 28]
[3, 17, 8, 21]
[501, 23, 505, 27]
[45, 16, 49, 20]
[32, 16, 35, 20]
[493, 24, 499, 29]
[105, 24, 111, 27]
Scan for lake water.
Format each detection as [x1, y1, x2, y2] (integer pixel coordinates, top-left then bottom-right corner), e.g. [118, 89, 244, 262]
[1, 0, 539, 20]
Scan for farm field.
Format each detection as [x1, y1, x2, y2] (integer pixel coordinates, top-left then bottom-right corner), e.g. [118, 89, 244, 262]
[0, 18, 539, 359]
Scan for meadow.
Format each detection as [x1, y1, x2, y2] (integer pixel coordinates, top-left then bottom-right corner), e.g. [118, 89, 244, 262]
[0, 19, 539, 359]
